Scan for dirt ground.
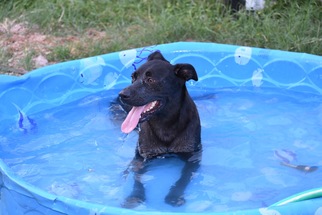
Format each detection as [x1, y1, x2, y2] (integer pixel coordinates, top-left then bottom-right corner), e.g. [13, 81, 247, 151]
[0, 19, 105, 75]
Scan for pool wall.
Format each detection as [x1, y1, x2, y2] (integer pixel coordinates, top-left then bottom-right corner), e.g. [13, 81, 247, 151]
[1, 42, 322, 214]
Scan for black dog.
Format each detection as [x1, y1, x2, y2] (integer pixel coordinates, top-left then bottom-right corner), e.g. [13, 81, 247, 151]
[118, 51, 201, 208]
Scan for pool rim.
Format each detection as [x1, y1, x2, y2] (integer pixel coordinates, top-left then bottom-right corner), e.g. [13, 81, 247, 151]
[1, 41, 322, 214]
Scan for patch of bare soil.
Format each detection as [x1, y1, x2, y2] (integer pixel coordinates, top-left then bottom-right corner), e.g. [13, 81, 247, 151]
[0, 19, 106, 75]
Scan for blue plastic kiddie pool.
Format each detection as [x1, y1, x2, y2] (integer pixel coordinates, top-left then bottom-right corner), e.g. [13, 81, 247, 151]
[1, 42, 322, 215]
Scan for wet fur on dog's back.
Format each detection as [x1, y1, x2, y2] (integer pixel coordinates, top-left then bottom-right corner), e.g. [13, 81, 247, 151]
[119, 51, 201, 208]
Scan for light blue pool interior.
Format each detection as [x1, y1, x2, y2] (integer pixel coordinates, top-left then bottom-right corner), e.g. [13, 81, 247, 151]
[1, 42, 322, 215]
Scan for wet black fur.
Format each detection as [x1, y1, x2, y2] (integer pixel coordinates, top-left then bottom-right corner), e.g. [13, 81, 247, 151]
[118, 51, 202, 208]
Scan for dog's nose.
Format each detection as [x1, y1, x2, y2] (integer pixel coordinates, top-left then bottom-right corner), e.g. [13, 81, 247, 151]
[119, 90, 130, 100]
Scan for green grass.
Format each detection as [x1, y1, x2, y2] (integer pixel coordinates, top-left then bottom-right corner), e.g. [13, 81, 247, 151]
[0, 0, 321, 72]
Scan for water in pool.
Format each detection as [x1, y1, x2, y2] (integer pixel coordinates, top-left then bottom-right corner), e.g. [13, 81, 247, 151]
[1, 87, 322, 213]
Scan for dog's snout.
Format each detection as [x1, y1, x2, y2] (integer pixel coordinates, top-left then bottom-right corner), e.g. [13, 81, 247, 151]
[119, 89, 131, 100]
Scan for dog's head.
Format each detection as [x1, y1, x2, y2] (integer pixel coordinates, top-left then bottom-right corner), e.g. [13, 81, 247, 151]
[119, 51, 198, 133]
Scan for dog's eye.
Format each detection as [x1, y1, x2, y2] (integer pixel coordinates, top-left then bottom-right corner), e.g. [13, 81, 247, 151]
[145, 71, 152, 77]
[147, 78, 153, 83]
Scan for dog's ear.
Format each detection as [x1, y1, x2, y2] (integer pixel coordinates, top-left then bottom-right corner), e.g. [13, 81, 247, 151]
[147, 51, 169, 62]
[174, 64, 198, 81]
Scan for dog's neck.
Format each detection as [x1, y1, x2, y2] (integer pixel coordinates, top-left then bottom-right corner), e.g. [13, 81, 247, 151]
[141, 86, 195, 142]
[151, 86, 188, 124]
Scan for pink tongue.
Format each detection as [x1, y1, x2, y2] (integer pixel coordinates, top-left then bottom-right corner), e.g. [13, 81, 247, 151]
[121, 105, 147, 133]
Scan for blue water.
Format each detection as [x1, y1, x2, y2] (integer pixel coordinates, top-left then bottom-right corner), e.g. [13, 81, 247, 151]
[1, 87, 322, 213]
